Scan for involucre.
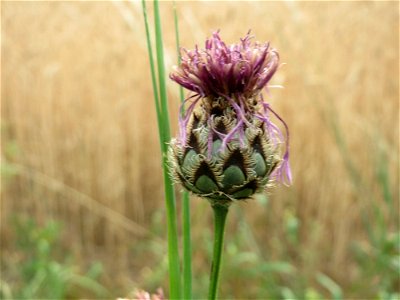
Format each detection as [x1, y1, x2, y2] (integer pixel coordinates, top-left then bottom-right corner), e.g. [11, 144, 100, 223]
[169, 31, 292, 203]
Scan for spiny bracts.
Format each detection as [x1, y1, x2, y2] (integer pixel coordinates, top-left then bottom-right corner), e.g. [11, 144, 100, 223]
[169, 31, 291, 203]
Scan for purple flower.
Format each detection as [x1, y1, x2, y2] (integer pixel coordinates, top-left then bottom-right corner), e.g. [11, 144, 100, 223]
[170, 30, 279, 99]
[169, 31, 292, 195]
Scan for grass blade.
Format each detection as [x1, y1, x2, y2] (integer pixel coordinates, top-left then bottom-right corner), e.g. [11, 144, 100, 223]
[153, 0, 181, 298]
[182, 192, 192, 299]
[142, 0, 181, 298]
[141, 0, 163, 153]
[173, 1, 185, 106]
[173, 2, 192, 299]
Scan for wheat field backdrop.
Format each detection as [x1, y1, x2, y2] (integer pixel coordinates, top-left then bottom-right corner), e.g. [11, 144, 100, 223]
[1, 1, 399, 298]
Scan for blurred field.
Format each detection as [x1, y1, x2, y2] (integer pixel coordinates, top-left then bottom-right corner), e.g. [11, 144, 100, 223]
[1, 1, 399, 299]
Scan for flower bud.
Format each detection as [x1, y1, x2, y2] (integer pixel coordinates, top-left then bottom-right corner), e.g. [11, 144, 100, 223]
[169, 31, 292, 202]
[169, 98, 281, 201]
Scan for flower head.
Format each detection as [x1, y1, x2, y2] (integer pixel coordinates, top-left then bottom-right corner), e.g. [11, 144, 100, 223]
[169, 31, 291, 202]
[170, 30, 279, 99]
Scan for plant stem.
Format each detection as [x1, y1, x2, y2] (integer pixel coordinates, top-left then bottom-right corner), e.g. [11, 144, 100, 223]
[142, 0, 181, 298]
[153, 0, 171, 146]
[172, 2, 193, 299]
[140, 0, 163, 153]
[182, 192, 192, 299]
[173, 1, 185, 105]
[208, 204, 229, 300]
[161, 150, 181, 300]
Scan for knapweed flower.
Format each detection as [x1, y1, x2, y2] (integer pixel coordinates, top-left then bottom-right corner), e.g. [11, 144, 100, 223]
[169, 31, 291, 203]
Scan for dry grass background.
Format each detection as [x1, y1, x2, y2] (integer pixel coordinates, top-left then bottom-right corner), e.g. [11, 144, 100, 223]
[1, 1, 399, 298]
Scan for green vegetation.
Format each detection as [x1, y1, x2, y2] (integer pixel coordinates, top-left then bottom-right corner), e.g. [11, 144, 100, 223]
[324, 102, 399, 299]
[1, 1, 397, 299]
[141, 0, 181, 297]
[0, 218, 108, 299]
[1, 184, 397, 299]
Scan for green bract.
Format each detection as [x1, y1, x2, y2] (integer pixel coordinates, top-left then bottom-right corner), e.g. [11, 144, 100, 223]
[169, 101, 281, 202]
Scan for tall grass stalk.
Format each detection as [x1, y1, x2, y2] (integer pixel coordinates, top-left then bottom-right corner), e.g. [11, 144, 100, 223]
[140, 0, 163, 152]
[181, 193, 192, 299]
[141, 0, 181, 298]
[173, 2, 192, 299]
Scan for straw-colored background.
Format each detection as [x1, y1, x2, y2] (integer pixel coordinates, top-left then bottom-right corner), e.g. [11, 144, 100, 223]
[2, 1, 399, 298]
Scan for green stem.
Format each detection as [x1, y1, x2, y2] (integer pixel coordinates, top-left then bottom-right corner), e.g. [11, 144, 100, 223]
[173, 1, 185, 105]
[140, 0, 163, 153]
[173, 2, 192, 299]
[154, 0, 171, 147]
[142, 0, 181, 298]
[161, 157, 181, 300]
[182, 192, 192, 299]
[208, 204, 229, 300]
[154, 0, 181, 296]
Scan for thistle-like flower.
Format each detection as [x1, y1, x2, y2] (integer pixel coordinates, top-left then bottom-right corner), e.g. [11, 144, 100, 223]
[169, 31, 291, 203]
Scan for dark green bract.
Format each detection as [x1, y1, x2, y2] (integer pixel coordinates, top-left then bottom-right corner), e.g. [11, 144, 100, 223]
[169, 102, 281, 202]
